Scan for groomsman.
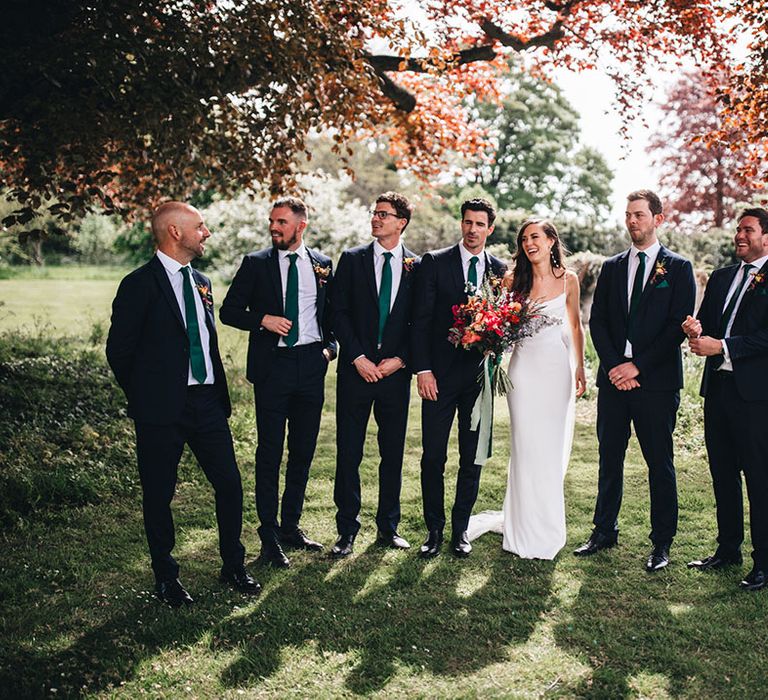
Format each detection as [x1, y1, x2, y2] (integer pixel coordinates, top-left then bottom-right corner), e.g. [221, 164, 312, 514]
[683, 208, 768, 591]
[575, 189, 695, 571]
[220, 196, 336, 568]
[411, 198, 507, 558]
[106, 202, 259, 606]
[330, 192, 419, 557]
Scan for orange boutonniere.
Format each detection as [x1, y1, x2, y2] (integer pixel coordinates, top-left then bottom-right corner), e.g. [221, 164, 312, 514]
[312, 263, 331, 286]
[403, 257, 416, 273]
[196, 283, 213, 308]
[748, 271, 767, 293]
[649, 260, 668, 287]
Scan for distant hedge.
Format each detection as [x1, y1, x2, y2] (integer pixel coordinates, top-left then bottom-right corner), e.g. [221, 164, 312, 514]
[0, 334, 137, 526]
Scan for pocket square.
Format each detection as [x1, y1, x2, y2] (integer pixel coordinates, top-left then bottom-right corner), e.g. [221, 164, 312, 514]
[655, 280, 670, 289]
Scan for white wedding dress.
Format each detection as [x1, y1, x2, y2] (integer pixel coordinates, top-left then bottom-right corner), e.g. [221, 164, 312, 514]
[468, 290, 575, 559]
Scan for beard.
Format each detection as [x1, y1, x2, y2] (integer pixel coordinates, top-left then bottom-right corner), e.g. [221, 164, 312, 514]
[271, 226, 300, 251]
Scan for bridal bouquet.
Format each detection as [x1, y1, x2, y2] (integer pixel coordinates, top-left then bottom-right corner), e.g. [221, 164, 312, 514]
[448, 276, 558, 396]
[448, 276, 559, 465]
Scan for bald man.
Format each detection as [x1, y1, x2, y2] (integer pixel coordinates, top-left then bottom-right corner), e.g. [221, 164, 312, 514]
[107, 202, 260, 607]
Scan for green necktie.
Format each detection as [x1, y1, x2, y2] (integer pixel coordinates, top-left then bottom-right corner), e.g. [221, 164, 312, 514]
[627, 251, 646, 343]
[468, 255, 479, 288]
[719, 263, 754, 337]
[180, 266, 207, 383]
[285, 253, 299, 347]
[378, 251, 393, 346]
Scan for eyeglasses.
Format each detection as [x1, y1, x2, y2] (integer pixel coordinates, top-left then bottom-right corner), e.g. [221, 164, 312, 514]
[370, 210, 403, 220]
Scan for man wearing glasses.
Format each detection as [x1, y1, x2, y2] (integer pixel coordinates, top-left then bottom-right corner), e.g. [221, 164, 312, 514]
[329, 192, 419, 556]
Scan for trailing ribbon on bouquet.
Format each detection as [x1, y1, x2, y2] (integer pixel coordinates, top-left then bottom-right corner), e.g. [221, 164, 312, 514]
[471, 354, 505, 465]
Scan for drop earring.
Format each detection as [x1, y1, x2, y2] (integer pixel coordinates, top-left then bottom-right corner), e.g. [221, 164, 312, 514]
[550, 247, 557, 267]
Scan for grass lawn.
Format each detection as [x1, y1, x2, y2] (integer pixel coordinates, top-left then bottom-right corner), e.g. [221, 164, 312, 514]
[1, 268, 766, 698]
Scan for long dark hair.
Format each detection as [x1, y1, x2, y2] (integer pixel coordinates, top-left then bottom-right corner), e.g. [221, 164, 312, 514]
[509, 218, 567, 295]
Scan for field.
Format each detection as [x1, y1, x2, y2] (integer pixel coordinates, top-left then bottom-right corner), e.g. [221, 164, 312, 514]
[0, 265, 765, 699]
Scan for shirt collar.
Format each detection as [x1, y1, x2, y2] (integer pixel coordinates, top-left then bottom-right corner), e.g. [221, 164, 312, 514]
[742, 255, 768, 272]
[459, 243, 484, 264]
[279, 243, 307, 261]
[373, 240, 403, 260]
[156, 249, 189, 276]
[630, 240, 660, 262]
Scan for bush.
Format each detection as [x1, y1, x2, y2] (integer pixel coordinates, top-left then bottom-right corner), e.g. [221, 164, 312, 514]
[0, 333, 138, 526]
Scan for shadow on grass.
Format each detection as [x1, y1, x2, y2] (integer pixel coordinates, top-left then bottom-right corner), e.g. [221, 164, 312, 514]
[552, 544, 768, 699]
[215, 541, 556, 694]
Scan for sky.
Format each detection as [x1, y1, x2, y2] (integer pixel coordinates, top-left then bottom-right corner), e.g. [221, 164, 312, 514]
[553, 68, 660, 223]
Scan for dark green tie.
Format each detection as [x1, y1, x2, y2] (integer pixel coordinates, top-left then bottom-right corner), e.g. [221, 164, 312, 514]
[378, 251, 393, 346]
[719, 264, 754, 337]
[180, 266, 207, 383]
[285, 253, 299, 347]
[627, 251, 646, 343]
[468, 255, 479, 288]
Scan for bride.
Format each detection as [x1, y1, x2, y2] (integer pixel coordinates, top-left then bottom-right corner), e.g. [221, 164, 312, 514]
[469, 218, 586, 559]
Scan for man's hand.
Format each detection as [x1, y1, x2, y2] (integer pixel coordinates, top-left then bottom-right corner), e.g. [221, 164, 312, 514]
[608, 361, 639, 386]
[614, 377, 641, 391]
[682, 314, 701, 339]
[377, 357, 404, 378]
[353, 356, 383, 382]
[689, 336, 724, 357]
[261, 314, 292, 336]
[417, 371, 439, 401]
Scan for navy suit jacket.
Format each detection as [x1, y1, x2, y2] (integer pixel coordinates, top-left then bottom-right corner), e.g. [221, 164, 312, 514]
[219, 246, 337, 385]
[411, 244, 507, 379]
[106, 255, 231, 424]
[697, 260, 768, 401]
[332, 242, 419, 371]
[590, 245, 695, 391]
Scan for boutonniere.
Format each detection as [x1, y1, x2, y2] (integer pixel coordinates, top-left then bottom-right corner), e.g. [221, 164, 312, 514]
[748, 271, 767, 293]
[312, 263, 331, 286]
[487, 273, 504, 294]
[403, 257, 416, 274]
[649, 259, 668, 287]
[196, 283, 213, 308]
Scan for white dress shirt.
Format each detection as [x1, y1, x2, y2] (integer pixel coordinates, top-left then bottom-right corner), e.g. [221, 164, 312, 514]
[277, 243, 322, 347]
[720, 254, 768, 371]
[459, 243, 486, 286]
[156, 250, 214, 385]
[624, 240, 661, 358]
[373, 240, 403, 310]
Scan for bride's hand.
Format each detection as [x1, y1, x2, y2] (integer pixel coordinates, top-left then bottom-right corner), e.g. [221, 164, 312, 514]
[575, 365, 586, 398]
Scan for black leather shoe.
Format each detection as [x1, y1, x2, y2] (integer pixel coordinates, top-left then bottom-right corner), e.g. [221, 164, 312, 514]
[377, 531, 411, 550]
[688, 552, 742, 571]
[646, 543, 670, 572]
[220, 566, 262, 594]
[279, 527, 324, 551]
[573, 531, 618, 557]
[451, 531, 472, 557]
[155, 578, 193, 607]
[740, 568, 767, 591]
[419, 530, 443, 559]
[258, 540, 291, 568]
[330, 533, 356, 557]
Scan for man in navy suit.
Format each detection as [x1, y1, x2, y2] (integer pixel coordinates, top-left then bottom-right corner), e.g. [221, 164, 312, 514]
[575, 190, 696, 571]
[330, 192, 419, 557]
[683, 207, 768, 591]
[106, 202, 259, 607]
[411, 198, 507, 558]
[220, 196, 336, 568]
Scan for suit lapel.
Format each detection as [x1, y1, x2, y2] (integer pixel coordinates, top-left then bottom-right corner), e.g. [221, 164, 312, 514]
[191, 269, 215, 332]
[390, 244, 414, 316]
[450, 244, 465, 295]
[735, 259, 768, 319]
[267, 248, 284, 314]
[362, 243, 378, 303]
[150, 256, 185, 329]
[617, 249, 631, 321]
[637, 246, 667, 306]
[306, 247, 327, 314]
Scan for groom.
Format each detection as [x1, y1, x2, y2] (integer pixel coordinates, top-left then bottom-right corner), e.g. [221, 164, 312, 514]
[576, 189, 695, 571]
[411, 198, 507, 558]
